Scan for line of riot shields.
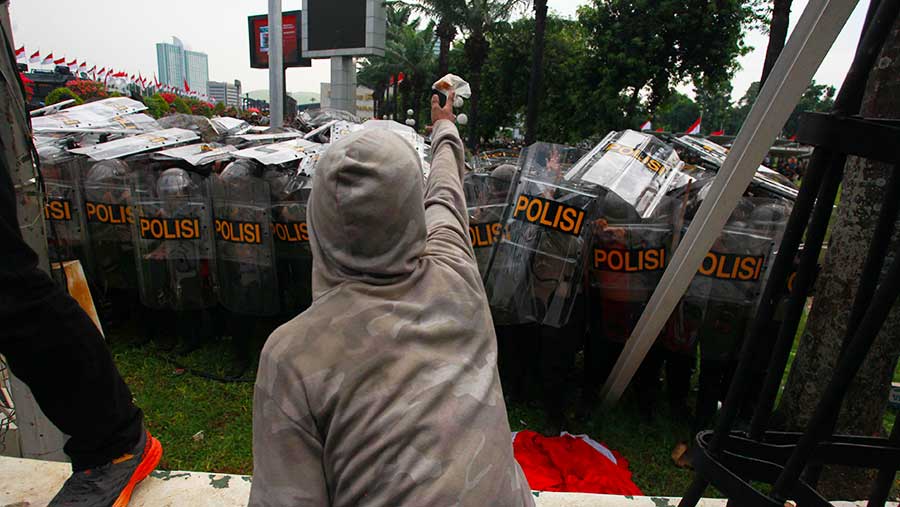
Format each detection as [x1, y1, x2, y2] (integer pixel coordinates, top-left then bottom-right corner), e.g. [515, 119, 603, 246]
[33, 99, 430, 376]
[468, 129, 794, 428]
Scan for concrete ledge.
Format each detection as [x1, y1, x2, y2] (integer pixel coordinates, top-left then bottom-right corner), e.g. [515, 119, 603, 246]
[0, 456, 892, 506]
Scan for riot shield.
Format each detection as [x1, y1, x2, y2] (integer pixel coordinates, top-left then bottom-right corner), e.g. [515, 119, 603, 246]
[564, 130, 684, 218]
[132, 168, 217, 311]
[81, 158, 146, 290]
[693, 197, 791, 361]
[212, 160, 280, 317]
[38, 145, 89, 265]
[483, 143, 598, 327]
[268, 169, 314, 314]
[464, 166, 516, 275]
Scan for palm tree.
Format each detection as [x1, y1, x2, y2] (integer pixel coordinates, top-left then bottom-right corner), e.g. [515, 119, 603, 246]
[359, 5, 437, 123]
[524, 0, 548, 145]
[400, 0, 466, 79]
[458, 0, 525, 149]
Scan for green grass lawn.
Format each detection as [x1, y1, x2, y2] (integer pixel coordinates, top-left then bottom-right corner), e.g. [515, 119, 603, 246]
[105, 301, 898, 497]
[107, 331, 699, 494]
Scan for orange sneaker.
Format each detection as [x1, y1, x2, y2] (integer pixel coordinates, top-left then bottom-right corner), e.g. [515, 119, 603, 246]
[49, 430, 163, 507]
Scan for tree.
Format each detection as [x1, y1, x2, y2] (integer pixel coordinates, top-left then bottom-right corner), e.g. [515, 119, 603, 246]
[45, 87, 83, 106]
[653, 92, 701, 132]
[403, 0, 465, 78]
[776, 15, 900, 498]
[760, 0, 792, 87]
[524, 0, 548, 145]
[456, 0, 526, 149]
[783, 81, 835, 136]
[142, 94, 169, 119]
[579, 0, 762, 121]
[359, 4, 436, 124]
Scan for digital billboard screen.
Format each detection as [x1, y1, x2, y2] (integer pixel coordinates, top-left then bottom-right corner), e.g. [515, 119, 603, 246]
[248, 10, 312, 69]
[302, 0, 385, 58]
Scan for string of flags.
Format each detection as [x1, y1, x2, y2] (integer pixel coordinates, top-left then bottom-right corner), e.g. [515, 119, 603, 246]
[639, 117, 722, 136]
[15, 45, 214, 103]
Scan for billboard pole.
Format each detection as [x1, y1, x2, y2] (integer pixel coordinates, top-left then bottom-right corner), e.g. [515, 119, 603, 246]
[267, 0, 284, 127]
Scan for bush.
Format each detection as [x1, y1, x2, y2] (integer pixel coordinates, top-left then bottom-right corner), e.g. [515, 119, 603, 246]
[45, 87, 84, 106]
[143, 94, 170, 119]
[64, 80, 107, 101]
[171, 96, 191, 115]
[159, 92, 177, 104]
[213, 101, 226, 115]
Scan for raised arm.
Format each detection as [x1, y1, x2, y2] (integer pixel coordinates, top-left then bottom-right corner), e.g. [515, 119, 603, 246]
[424, 93, 474, 260]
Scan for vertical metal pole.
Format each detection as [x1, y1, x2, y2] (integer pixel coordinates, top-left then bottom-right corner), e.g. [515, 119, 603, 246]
[601, 0, 860, 406]
[268, 0, 284, 128]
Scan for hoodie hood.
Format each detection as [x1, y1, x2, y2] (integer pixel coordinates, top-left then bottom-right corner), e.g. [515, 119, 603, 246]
[308, 128, 426, 297]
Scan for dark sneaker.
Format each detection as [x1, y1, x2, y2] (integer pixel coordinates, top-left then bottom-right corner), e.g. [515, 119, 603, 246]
[49, 430, 163, 507]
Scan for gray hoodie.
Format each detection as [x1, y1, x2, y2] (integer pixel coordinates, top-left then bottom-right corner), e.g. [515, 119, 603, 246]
[250, 120, 534, 507]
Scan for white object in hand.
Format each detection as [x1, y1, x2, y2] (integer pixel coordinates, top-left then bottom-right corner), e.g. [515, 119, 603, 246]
[453, 96, 464, 108]
[457, 114, 468, 126]
[406, 109, 414, 116]
[432, 73, 472, 100]
[405, 118, 416, 126]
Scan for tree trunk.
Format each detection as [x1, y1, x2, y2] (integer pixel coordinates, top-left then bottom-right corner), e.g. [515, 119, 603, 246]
[436, 19, 456, 80]
[465, 33, 489, 150]
[524, 0, 548, 145]
[776, 15, 900, 499]
[760, 0, 792, 87]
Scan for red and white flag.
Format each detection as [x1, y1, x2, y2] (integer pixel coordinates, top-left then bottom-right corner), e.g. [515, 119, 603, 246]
[87, 65, 96, 75]
[41, 52, 54, 65]
[183, 79, 190, 92]
[397, 72, 405, 84]
[28, 50, 41, 63]
[153, 74, 160, 88]
[14, 46, 25, 62]
[710, 129, 725, 136]
[67, 59, 78, 72]
[78, 62, 87, 73]
[639, 120, 652, 131]
[53, 56, 66, 65]
[686, 117, 702, 135]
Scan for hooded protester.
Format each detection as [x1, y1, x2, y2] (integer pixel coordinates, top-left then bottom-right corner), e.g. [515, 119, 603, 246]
[250, 94, 534, 506]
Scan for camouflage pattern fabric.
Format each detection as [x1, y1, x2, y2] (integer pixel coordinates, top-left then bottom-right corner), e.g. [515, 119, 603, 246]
[250, 121, 534, 507]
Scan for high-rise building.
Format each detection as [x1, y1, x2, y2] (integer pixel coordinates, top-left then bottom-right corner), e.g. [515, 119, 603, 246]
[208, 80, 243, 109]
[156, 37, 209, 96]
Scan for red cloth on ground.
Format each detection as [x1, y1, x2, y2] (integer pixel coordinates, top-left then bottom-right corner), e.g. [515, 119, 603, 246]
[513, 430, 643, 495]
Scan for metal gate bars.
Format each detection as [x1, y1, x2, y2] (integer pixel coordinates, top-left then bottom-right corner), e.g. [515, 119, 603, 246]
[680, 2, 900, 506]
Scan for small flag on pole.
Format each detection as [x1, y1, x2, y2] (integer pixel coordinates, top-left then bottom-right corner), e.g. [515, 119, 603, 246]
[67, 59, 78, 72]
[639, 120, 652, 131]
[686, 117, 702, 135]
[710, 129, 725, 136]
[53, 56, 66, 65]
[397, 72, 405, 84]
[183, 79, 190, 92]
[41, 52, 54, 65]
[14, 46, 25, 63]
[28, 50, 41, 63]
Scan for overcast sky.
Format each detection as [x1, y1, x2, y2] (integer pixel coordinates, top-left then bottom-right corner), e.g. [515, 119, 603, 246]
[9, 0, 868, 101]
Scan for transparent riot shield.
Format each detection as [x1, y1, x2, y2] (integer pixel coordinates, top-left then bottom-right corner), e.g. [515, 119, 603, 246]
[564, 130, 684, 218]
[693, 197, 792, 361]
[587, 194, 683, 346]
[268, 169, 313, 315]
[464, 168, 516, 276]
[132, 168, 217, 311]
[38, 145, 89, 265]
[483, 143, 598, 327]
[212, 160, 280, 317]
[81, 157, 148, 290]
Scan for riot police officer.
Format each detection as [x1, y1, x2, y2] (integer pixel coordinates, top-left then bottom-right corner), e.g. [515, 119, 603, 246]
[213, 159, 280, 377]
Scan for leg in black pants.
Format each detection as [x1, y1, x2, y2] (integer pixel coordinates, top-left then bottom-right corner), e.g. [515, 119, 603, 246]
[0, 159, 143, 471]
